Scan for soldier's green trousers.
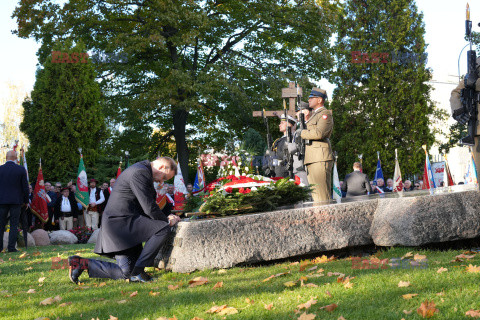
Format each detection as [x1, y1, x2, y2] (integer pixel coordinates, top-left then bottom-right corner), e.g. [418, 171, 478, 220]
[306, 160, 333, 204]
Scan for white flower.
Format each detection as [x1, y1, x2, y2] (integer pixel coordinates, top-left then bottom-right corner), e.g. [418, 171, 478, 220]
[251, 186, 257, 191]
[245, 167, 249, 172]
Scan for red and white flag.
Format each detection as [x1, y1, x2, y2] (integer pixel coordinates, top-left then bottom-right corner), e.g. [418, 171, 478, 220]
[174, 162, 188, 211]
[393, 149, 403, 195]
[31, 163, 51, 223]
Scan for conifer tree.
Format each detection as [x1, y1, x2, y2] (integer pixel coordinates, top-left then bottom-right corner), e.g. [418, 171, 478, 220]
[330, 0, 446, 179]
[21, 41, 105, 181]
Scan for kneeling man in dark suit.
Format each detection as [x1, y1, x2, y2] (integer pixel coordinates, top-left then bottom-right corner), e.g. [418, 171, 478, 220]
[68, 156, 181, 283]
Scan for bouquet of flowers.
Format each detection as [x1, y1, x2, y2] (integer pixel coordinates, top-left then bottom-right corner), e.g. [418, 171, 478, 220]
[69, 226, 93, 244]
[185, 174, 311, 217]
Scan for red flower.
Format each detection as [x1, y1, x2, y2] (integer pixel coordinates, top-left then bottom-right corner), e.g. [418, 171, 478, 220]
[244, 188, 251, 194]
[294, 175, 301, 185]
[239, 187, 245, 194]
[225, 187, 233, 193]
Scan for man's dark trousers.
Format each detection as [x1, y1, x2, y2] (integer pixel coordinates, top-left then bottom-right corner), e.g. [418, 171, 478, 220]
[0, 204, 22, 252]
[87, 226, 171, 279]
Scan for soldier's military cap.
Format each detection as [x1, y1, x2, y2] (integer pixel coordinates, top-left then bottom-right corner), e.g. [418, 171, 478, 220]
[309, 87, 328, 100]
[280, 114, 296, 126]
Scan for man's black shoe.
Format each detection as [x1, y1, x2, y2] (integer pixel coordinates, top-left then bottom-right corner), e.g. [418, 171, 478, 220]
[8, 249, 19, 253]
[130, 271, 153, 283]
[68, 255, 85, 284]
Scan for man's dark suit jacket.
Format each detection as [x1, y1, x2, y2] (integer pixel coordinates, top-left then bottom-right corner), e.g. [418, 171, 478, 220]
[53, 196, 80, 219]
[94, 160, 169, 257]
[341, 170, 372, 197]
[0, 161, 29, 205]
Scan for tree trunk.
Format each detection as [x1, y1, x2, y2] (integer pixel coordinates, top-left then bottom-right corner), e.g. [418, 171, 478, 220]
[173, 107, 189, 185]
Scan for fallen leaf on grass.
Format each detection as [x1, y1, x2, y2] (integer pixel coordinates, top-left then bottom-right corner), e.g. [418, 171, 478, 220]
[437, 267, 448, 273]
[168, 285, 179, 291]
[344, 282, 354, 289]
[24, 267, 33, 271]
[403, 310, 413, 315]
[109, 316, 118, 320]
[325, 290, 332, 297]
[284, 281, 297, 287]
[299, 260, 314, 271]
[39, 295, 62, 305]
[129, 291, 138, 297]
[27, 289, 36, 294]
[402, 252, 413, 259]
[457, 254, 475, 260]
[149, 291, 161, 296]
[466, 309, 480, 318]
[33, 251, 41, 256]
[466, 265, 480, 273]
[38, 277, 46, 283]
[304, 283, 318, 288]
[306, 266, 318, 272]
[98, 282, 106, 287]
[213, 281, 223, 289]
[290, 262, 300, 266]
[206, 305, 227, 313]
[190, 318, 204, 320]
[217, 307, 238, 315]
[402, 294, 418, 300]
[313, 255, 336, 264]
[59, 302, 72, 307]
[117, 300, 127, 304]
[417, 300, 439, 318]
[298, 312, 316, 320]
[320, 303, 338, 312]
[327, 272, 345, 277]
[19, 252, 28, 259]
[217, 269, 227, 274]
[189, 277, 208, 287]
[398, 281, 411, 287]
[245, 298, 254, 304]
[338, 317, 346, 320]
[414, 254, 427, 261]
[297, 298, 317, 310]
[264, 303, 274, 310]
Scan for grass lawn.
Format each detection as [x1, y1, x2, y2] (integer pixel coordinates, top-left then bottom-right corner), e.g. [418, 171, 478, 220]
[1, 244, 480, 320]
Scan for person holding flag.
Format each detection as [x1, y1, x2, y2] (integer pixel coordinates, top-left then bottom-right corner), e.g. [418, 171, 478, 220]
[443, 154, 455, 187]
[0, 150, 29, 252]
[75, 150, 89, 227]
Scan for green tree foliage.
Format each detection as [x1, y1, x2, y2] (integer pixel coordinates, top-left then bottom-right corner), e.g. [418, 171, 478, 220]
[330, 0, 447, 179]
[13, 0, 340, 183]
[20, 41, 105, 182]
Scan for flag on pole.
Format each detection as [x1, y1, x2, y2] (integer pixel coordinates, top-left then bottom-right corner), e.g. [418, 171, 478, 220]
[443, 154, 454, 186]
[332, 156, 342, 203]
[12, 140, 19, 164]
[373, 151, 384, 185]
[358, 154, 363, 172]
[116, 160, 122, 179]
[155, 182, 174, 210]
[193, 158, 206, 192]
[465, 149, 478, 184]
[30, 162, 51, 223]
[19, 145, 29, 182]
[75, 152, 89, 209]
[422, 145, 436, 192]
[393, 149, 403, 195]
[174, 162, 188, 211]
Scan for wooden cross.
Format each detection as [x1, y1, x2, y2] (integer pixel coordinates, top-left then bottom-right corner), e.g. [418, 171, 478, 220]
[252, 82, 302, 118]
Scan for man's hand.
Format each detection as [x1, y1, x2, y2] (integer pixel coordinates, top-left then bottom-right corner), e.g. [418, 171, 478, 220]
[73, 218, 77, 222]
[90, 202, 96, 207]
[168, 214, 181, 226]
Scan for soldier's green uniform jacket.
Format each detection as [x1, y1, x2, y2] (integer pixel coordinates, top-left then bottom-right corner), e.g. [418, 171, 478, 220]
[301, 107, 334, 164]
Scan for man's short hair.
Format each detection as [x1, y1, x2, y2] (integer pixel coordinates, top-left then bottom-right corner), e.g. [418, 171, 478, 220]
[156, 156, 177, 175]
[353, 162, 362, 170]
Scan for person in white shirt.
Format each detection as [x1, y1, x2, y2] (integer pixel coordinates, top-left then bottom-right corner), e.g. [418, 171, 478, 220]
[54, 187, 79, 230]
[86, 179, 105, 230]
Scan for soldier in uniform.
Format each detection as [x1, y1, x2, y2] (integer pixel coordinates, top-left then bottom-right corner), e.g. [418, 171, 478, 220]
[264, 115, 296, 177]
[298, 88, 334, 204]
[450, 68, 480, 180]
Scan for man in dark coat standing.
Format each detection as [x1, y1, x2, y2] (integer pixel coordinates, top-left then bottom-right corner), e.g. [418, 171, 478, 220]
[341, 162, 372, 198]
[68, 156, 180, 283]
[0, 150, 29, 252]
